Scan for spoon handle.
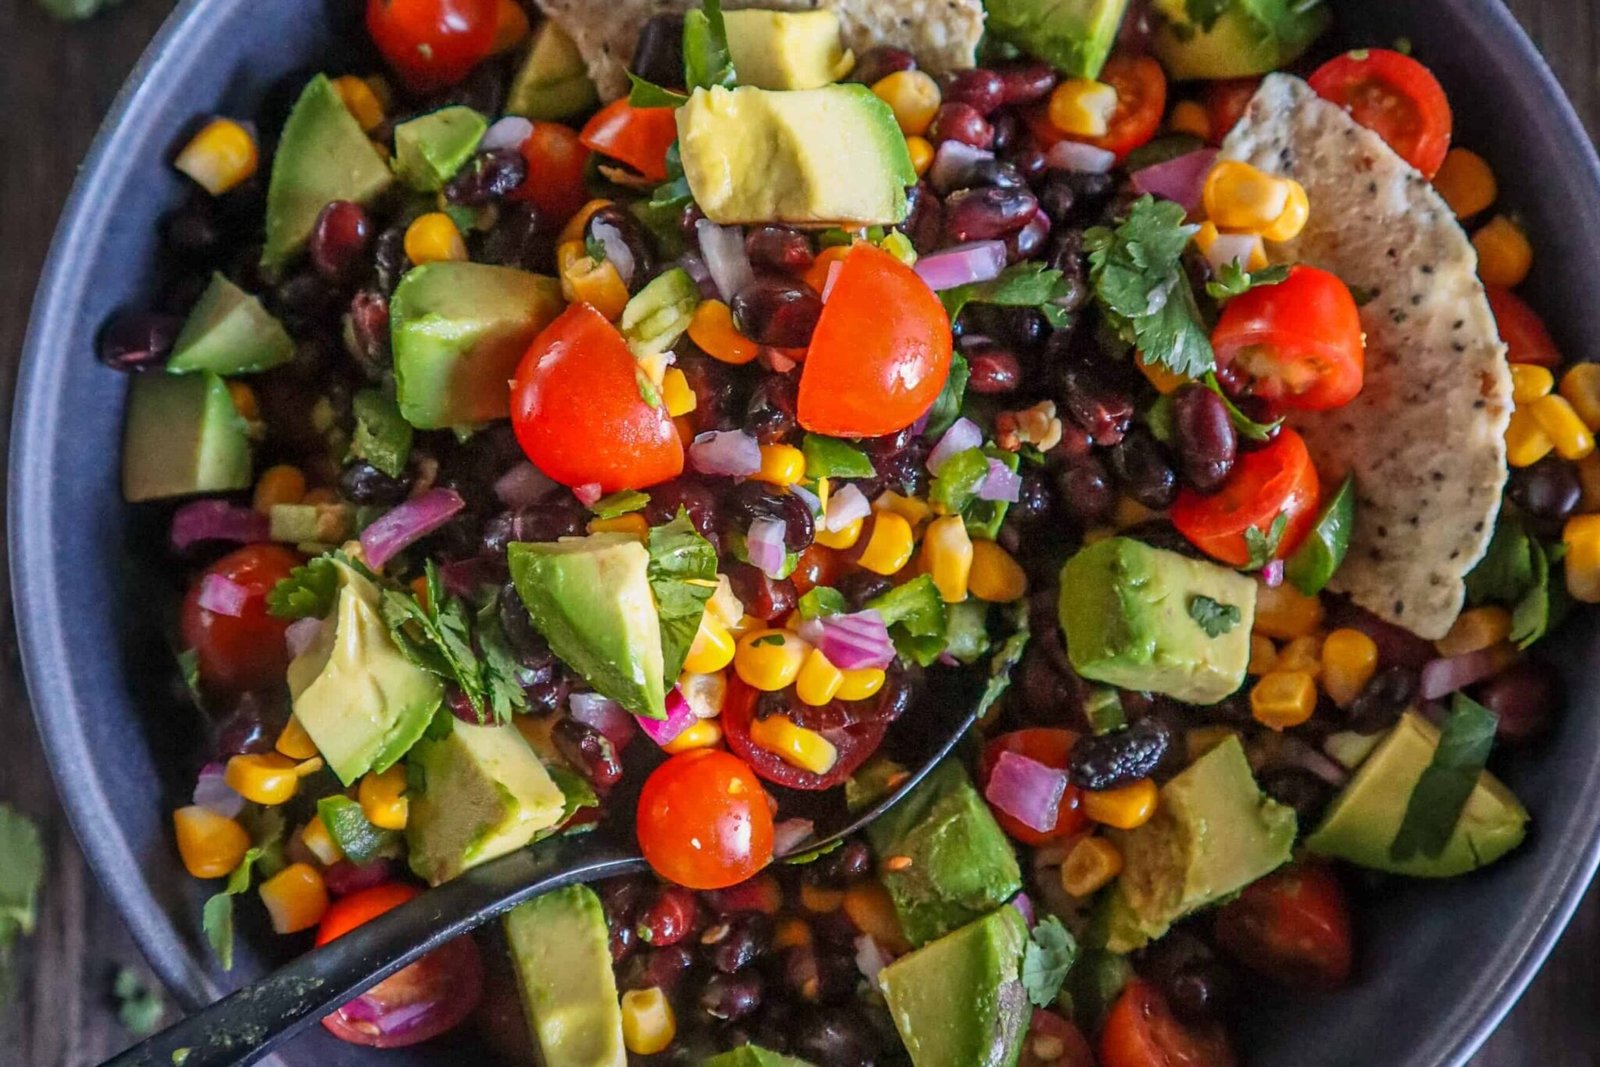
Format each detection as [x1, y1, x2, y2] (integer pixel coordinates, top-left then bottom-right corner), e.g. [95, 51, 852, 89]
[102, 834, 648, 1067]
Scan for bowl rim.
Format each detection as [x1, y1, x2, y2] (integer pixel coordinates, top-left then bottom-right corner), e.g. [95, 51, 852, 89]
[12, 0, 1600, 1061]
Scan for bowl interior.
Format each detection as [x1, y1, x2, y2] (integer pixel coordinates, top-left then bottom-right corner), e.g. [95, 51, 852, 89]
[14, 1, 1600, 1064]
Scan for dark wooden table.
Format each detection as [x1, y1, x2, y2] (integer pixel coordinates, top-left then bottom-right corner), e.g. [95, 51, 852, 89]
[0, 0, 1596, 1063]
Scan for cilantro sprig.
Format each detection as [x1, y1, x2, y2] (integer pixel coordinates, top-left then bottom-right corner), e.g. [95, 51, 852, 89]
[647, 510, 719, 686]
[1205, 262, 1290, 301]
[1243, 512, 1290, 572]
[1465, 512, 1566, 649]
[939, 262, 1075, 326]
[1022, 915, 1078, 1009]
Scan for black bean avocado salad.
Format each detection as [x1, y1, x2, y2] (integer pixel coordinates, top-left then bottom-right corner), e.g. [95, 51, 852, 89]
[108, 0, 1591, 1060]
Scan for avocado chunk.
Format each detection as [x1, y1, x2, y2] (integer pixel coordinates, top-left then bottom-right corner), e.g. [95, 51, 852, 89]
[677, 85, 916, 227]
[390, 261, 564, 430]
[262, 74, 396, 272]
[506, 19, 599, 121]
[865, 760, 1022, 946]
[1058, 537, 1256, 705]
[1150, 0, 1329, 80]
[393, 106, 487, 192]
[406, 716, 567, 884]
[504, 885, 627, 1067]
[702, 1048, 817, 1067]
[1306, 711, 1529, 877]
[878, 905, 1031, 1067]
[121, 371, 252, 502]
[165, 273, 295, 375]
[1105, 736, 1295, 951]
[984, 0, 1129, 80]
[508, 533, 668, 720]
[723, 9, 855, 90]
[287, 559, 443, 785]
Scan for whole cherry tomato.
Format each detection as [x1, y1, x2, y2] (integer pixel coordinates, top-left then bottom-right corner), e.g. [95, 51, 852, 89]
[797, 242, 952, 438]
[1214, 862, 1353, 989]
[1203, 77, 1261, 144]
[979, 729, 1088, 845]
[365, 0, 497, 92]
[511, 303, 685, 492]
[1485, 285, 1562, 367]
[1100, 979, 1237, 1067]
[1028, 54, 1166, 162]
[511, 122, 591, 226]
[579, 99, 679, 183]
[1309, 49, 1452, 178]
[1212, 265, 1365, 411]
[636, 749, 776, 889]
[180, 543, 301, 698]
[719, 677, 890, 792]
[1169, 428, 1321, 568]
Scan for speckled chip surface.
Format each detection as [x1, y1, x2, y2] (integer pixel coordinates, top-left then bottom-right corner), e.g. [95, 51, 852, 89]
[533, 0, 985, 101]
[1220, 74, 1512, 640]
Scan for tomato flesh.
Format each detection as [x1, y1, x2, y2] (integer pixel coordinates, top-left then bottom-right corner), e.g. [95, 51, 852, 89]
[979, 729, 1088, 845]
[1020, 1009, 1097, 1067]
[1212, 265, 1365, 411]
[1309, 49, 1452, 178]
[1100, 978, 1237, 1067]
[1214, 862, 1353, 989]
[636, 749, 776, 889]
[1169, 428, 1321, 567]
[720, 676, 889, 792]
[1485, 285, 1561, 367]
[365, 0, 497, 92]
[180, 544, 301, 699]
[580, 99, 679, 183]
[1028, 54, 1166, 162]
[511, 122, 592, 227]
[1203, 78, 1261, 144]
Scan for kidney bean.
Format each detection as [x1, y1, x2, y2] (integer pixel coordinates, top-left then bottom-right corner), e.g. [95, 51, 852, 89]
[1056, 455, 1116, 525]
[989, 109, 1020, 153]
[1171, 384, 1238, 493]
[553, 716, 623, 790]
[1043, 231, 1089, 311]
[1475, 661, 1561, 741]
[803, 839, 872, 887]
[620, 944, 695, 993]
[701, 970, 764, 1021]
[929, 102, 994, 148]
[964, 341, 1023, 394]
[971, 157, 1027, 190]
[1344, 665, 1419, 734]
[1001, 131, 1048, 182]
[214, 702, 277, 757]
[98, 311, 182, 371]
[726, 562, 797, 621]
[851, 46, 916, 85]
[630, 14, 686, 86]
[995, 60, 1059, 105]
[340, 289, 391, 380]
[1067, 717, 1172, 790]
[941, 68, 1006, 114]
[583, 206, 655, 291]
[372, 224, 410, 294]
[307, 200, 372, 283]
[636, 884, 699, 947]
[724, 482, 815, 550]
[731, 275, 823, 347]
[743, 373, 800, 444]
[1109, 426, 1178, 509]
[1508, 456, 1582, 522]
[943, 186, 1039, 242]
[1058, 366, 1134, 446]
[745, 225, 815, 273]
[443, 148, 528, 206]
[903, 181, 945, 254]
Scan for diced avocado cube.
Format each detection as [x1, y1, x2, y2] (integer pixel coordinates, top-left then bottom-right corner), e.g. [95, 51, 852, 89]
[1306, 711, 1528, 877]
[262, 74, 396, 272]
[878, 905, 1031, 1067]
[865, 760, 1022, 946]
[121, 370, 251, 502]
[390, 261, 564, 430]
[506, 20, 598, 121]
[165, 273, 295, 375]
[406, 716, 567, 884]
[1149, 0, 1329, 80]
[392, 106, 487, 192]
[677, 85, 916, 227]
[723, 10, 855, 90]
[1104, 736, 1295, 951]
[984, 0, 1129, 80]
[268, 502, 353, 545]
[287, 559, 443, 785]
[504, 885, 627, 1067]
[1058, 537, 1256, 706]
[508, 533, 667, 720]
[619, 267, 700, 359]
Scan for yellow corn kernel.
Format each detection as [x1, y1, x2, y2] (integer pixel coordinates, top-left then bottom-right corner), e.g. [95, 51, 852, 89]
[875, 491, 934, 530]
[856, 512, 916, 576]
[621, 987, 676, 1056]
[332, 75, 386, 132]
[1433, 148, 1497, 218]
[1506, 407, 1556, 467]
[358, 765, 409, 831]
[253, 464, 307, 514]
[842, 882, 910, 954]
[661, 367, 697, 418]
[969, 540, 1028, 603]
[795, 648, 845, 707]
[1435, 606, 1513, 658]
[734, 629, 810, 691]
[556, 240, 628, 321]
[1168, 100, 1212, 141]
[1529, 394, 1595, 460]
[258, 863, 329, 934]
[1248, 634, 1278, 676]
[872, 70, 942, 136]
[906, 135, 935, 176]
[1473, 215, 1533, 288]
[1259, 178, 1309, 242]
[404, 212, 467, 266]
[587, 513, 650, 540]
[1060, 836, 1125, 898]
[1253, 581, 1324, 640]
[688, 298, 761, 365]
[1191, 220, 1268, 272]
[683, 615, 737, 674]
[1047, 78, 1119, 138]
[1251, 670, 1318, 730]
[799, 883, 845, 913]
[1276, 633, 1323, 678]
[224, 753, 302, 806]
[1511, 363, 1555, 405]
[300, 814, 344, 866]
[637, 351, 671, 394]
[920, 515, 973, 603]
[228, 381, 259, 422]
[1562, 364, 1600, 433]
[748, 712, 839, 775]
[174, 118, 258, 195]
[773, 917, 812, 950]
[1321, 628, 1378, 707]
[1082, 779, 1158, 830]
[836, 667, 886, 702]
[558, 199, 615, 244]
[814, 516, 864, 550]
[1564, 514, 1600, 602]
[754, 444, 806, 487]
[1203, 161, 1291, 233]
[662, 719, 723, 754]
[172, 806, 250, 879]
[1136, 349, 1191, 394]
[275, 715, 319, 761]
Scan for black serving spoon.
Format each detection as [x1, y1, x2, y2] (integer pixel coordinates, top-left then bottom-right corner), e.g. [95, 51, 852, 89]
[104, 668, 986, 1067]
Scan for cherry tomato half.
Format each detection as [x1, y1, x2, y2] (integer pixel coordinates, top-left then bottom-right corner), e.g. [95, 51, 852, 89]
[1212, 265, 1365, 411]
[180, 543, 301, 699]
[1169, 428, 1321, 568]
[720, 676, 889, 792]
[365, 0, 497, 92]
[1309, 49, 1452, 178]
[511, 303, 685, 492]
[316, 882, 420, 946]
[1020, 1009, 1097, 1067]
[979, 729, 1088, 846]
[1100, 978, 1237, 1067]
[1485, 284, 1562, 367]
[579, 99, 679, 183]
[511, 122, 591, 227]
[1027, 54, 1166, 163]
[1214, 862, 1353, 989]
[797, 242, 952, 438]
[1203, 77, 1261, 145]
[636, 749, 776, 889]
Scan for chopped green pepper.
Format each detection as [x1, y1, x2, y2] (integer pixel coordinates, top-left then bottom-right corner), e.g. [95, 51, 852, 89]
[1284, 475, 1355, 596]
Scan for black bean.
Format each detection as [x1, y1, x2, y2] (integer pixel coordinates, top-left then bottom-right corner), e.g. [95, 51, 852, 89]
[836, 570, 893, 610]
[98, 311, 182, 371]
[443, 148, 528, 206]
[943, 186, 1038, 242]
[1067, 718, 1172, 790]
[1000, 131, 1047, 182]
[676, 351, 745, 433]
[1038, 168, 1116, 227]
[960, 305, 1049, 351]
[435, 61, 506, 116]
[643, 476, 723, 542]
[1508, 456, 1582, 522]
[970, 157, 1027, 191]
[338, 461, 412, 506]
[700, 970, 763, 1021]
[701, 912, 771, 973]
[214, 702, 276, 757]
[269, 271, 340, 331]
[372, 225, 410, 295]
[941, 68, 1005, 114]
[1056, 455, 1116, 525]
[1005, 208, 1051, 263]
[479, 500, 589, 554]
[620, 944, 695, 993]
[553, 717, 623, 789]
[630, 14, 686, 87]
[1142, 931, 1236, 1025]
[851, 46, 916, 85]
[903, 181, 945, 254]
[731, 275, 823, 348]
[1259, 766, 1335, 828]
[1172, 384, 1237, 493]
[583, 206, 655, 291]
[1109, 426, 1178, 509]
[1475, 661, 1561, 741]
[725, 562, 797, 621]
[778, 944, 856, 1004]
[803, 839, 872, 887]
[598, 875, 649, 931]
[791, 1005, 883, 1066]
[477, 203, 556, 274]
[162, 199, 223, 260]
[1010, 470, 1058, 526]
[745, 225, 815, 273]
[743, 373, 800, 444]
[724, 482, 814, 551]
[1043, 230, 1089, 310]
[989, 109, 1020, 153]
[1344, 665, 1419, 734]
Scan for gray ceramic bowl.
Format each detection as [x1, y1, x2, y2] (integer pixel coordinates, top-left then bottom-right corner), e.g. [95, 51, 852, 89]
[13, 1, 1600, 1064]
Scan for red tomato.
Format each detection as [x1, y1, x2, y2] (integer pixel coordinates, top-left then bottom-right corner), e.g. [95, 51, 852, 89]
[180, 543, 300, 698]
[1169, 428, 1321, 567]
[316, 882, 420, 946]
[1486, 285, 1562, 367]
[978, 729, 1088, 846]
[511, 122, 591, 226]
[1309, 49, 1452, 178]
[1020, 1009, 1097, 1067]
[1214, 862, 1353, 989]
[1027, 55, 1166, 162]
[579, 99, 679, 183]
[636, 749, 776, 889]
[1212, 265, 1365, 411]
[365, 0, 497, 92]
[797, 242, 952, 437]
[720, 677, 890, 792]
[1100, 979, 1237, 1067]
[511, 303, 685, 492]
[1203, 78, 1261, 144]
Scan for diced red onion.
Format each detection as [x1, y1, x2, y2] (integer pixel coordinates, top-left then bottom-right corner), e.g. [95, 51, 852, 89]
[285, 617, 325, 658]
[927, 416, 982, 474]
[1261, 559, 1285, 588]
[573, 483, 603, 507]
[1130, 148, 1218, 214]
[791, 482, 821, 516]
[1282, 738, 1351, 788]
[772, 818, 816, 857]
[493, 461, 557, 508]
[360, 488, 466, 570]
[854, 934, 892, 983]
[929, 139, 995, 193]
[192, 762, 245, 818]
[678, 252, 721, 300]
[568, 692, 638, 750]
[824, 484, 871, 533]
[638, 688, 696, 746]
[1203, 232, 1266, 276]
[482, 116, 534, 152]
[689, 430, 761, 477]
[197, 573, 250, 617]
[695, 219, 753, 302]
[170, 499, 269, 551]
[914, 241, 1008, 291]
[984, 750, 1068, 833]
[816, 610, 895, 670]
[976, 458, 1021, 503]
[747, 518, 788, 579]
[1419, 644, 1519, 701]
[590, 216, 637, 288]
[820, 259, 845, 302]
[1010, 892, 1035, 927]
[796, 617, 825, 644]
[1045, 140, 1116, 174]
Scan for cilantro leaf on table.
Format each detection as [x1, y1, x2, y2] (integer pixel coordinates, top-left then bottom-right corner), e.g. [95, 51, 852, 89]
[1243, 511, 1289, 571]
[113, 967, 166, 1035]
[1205, 262, 1290, 300]
[1189, 594, 1242, 637]
[381, 563, 526, 725]
[648, 510, 720, 685]
[266, 553, 346, 620]
[1022, 915, 1078, 1009]
[1390, 693, 1499, 863]
[33, 0, 125, 18]
[683, 0, 736, 90]
[938, 262, 1074, 324]
[0, 804, 43, 1003]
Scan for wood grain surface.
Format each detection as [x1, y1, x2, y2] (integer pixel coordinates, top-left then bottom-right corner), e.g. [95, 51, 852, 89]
[0, 0, 1594, 1063]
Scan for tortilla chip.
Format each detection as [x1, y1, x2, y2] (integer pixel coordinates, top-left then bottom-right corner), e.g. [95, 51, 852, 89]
[1220, 74, 1512, 640]
[532, 0, 985, 101]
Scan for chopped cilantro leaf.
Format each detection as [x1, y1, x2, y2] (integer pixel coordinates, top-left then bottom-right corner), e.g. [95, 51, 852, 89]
[647, 510, 719, 685]
[590, 489, 651, 519]
[976, 601, 1031, 721]
[627, 73, 689, 108]
[939, 262, 1073, 324]
[1390, 693, 1499, 862]
[114, 967, 166, 1035]
[1465, 512, 1562, 649]
[1189, 594, 1242, 637]
[584, 234, 608, 263]
[266, 553, 345, 620]
[1085, 196, 1214, 378]
[683, 0, 736, 90]
[1022, 915, 1078, 1009]
[381, 563, 525, 725]
[1243, 511, 1289, 572]
[1203, 372, 1283, 442]
[923, 352, 971, 438]
[202, 846, 264, 972]
[1205, 262, 1290, 300]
